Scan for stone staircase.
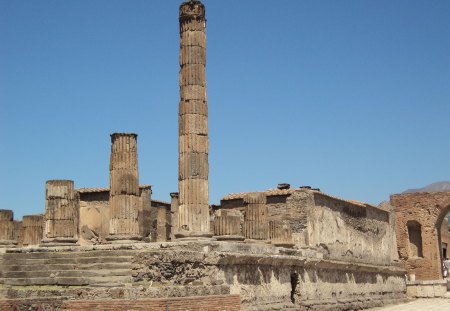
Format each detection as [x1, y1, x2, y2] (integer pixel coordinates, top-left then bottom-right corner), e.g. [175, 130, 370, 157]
[0, 250, 133, 287]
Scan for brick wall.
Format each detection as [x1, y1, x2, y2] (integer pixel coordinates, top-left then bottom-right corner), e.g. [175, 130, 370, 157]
[390, 191, 450, 280]
[0, 295, 241, 311]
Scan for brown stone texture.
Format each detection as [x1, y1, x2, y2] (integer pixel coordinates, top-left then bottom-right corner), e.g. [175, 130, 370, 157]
[177, 0, 210, 237]
[441, 218, 450, 258]
[243, 193, 269, 240]
[21, 214, 44, 247]
[170, 192, 179, 240]
[221, 188, 398, 265]
[0, 209, 16, 246]
[214, 214, 242, 237]
[268, 220, 293, 246]
[390, 190, 450, 280]
[43, 180, 78, 242]
[108, 133, 142, 238]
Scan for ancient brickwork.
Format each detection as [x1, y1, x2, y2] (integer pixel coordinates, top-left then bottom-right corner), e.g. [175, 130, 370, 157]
[390, 191, 450, 280]
[0, 209, 17, 247]
[108, 133, 142, 241]
[243, 193, 268, 240]
[177, 1, 211, 238]
[21, 214, 44, 247]
[42, 180, 78, 245]
[0, 295, 241, 311]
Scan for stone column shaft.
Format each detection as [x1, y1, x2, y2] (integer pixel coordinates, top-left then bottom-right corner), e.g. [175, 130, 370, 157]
[107, 133, 142, 242]
[0, 209, 17, 247]
[42, 180, 78, 246]
[243, 193, 269, 240]
[269, 220, 294, 248]
[22, 214, 44, 247]
[177, 1, 211, 238]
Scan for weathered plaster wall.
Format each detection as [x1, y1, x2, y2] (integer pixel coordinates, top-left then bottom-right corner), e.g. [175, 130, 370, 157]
[390, 191, 450, 280]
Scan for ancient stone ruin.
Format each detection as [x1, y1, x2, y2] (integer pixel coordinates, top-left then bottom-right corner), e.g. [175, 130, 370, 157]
[4, 0, 447, 310]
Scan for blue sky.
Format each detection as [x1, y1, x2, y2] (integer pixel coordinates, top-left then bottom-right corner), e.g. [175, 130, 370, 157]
[1, 0, 449, 219]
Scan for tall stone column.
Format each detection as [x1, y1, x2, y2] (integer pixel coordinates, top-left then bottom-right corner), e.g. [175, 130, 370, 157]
[42, 180, 79, 246]
[177, 0, 211, 239]
[0, 209, 17, 247]
[243, 193, 269, 241]
[107, 133, 142, 243]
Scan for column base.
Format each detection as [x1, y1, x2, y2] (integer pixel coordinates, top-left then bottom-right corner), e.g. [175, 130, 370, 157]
[40, 237, 79, 247]
[106, 235, 143, 244]
[174, 231, 213, 241]
[214, 235, 245, 241]
[273, 242, 295, 248]
[0, 240, 18, 248]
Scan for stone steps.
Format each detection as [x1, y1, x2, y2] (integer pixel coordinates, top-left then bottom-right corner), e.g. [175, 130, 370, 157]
[0, 250, 134, 287]
[1, 262, 131, 272]
[2, 275, 131, 286]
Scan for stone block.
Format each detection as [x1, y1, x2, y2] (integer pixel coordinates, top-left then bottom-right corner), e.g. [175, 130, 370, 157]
[179, 134, 208, 154]
[180, 85, 206, 101]
[179, 101, 208, 116]
[179, 64, 206, 87]
[178, 179, 208, 205]
[179, 114, 208, 135]
[180, 46, 206, 65]
[180, 30, 206, 48]
[179, 152, 208, 180]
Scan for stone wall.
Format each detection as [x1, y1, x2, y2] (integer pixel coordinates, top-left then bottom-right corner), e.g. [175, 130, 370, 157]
[0, 295, 241, 311]
[390, 190, 450, 280]
[220, 189, 398, 265]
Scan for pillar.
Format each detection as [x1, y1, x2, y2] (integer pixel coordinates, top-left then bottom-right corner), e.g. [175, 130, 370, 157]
[0, 210, 17, 247]
[269, 220, 294, 248]
[213, 210, 244, 241]
[243, 193, 269, 241]
[22, 214, 44, 247]
[177, 0, 211, 239]
[13, 220, 22, 247]
[107, 133, 142, 243]
[42, 180, 78, 246]
[170, 192, 179, 240]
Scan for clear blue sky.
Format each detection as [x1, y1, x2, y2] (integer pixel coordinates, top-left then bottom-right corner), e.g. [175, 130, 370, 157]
[1, 0, 449, 219]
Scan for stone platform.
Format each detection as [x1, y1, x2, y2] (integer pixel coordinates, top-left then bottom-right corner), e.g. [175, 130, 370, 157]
[0, 241, 407, 310]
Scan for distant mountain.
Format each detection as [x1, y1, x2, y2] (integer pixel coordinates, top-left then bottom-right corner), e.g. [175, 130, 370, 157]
[403, 181, 450, 194]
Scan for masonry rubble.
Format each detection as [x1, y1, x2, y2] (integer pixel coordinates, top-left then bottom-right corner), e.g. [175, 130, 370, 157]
[0, 1, 415, 310]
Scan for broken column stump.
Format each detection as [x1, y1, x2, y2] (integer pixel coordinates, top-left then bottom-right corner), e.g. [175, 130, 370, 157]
[41, 180, 79, 246]
[269, 220, 294, 248]
[0, 209, 17, 248]
[106, 133, 143, 243]
[214, 210, 244, 241]
[243, 193, 269, 241]
[176, 1, 212, 239]
[22, 214, 44, 247]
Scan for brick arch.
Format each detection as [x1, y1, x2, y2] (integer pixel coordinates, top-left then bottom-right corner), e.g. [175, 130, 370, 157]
[390, 191, 450, 280]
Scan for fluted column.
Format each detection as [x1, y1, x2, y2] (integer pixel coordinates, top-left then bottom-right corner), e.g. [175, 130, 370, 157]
[177, 1, 211, 239]
[243, 193, 269, 241]
[213, 210, 244, 241]
[107, 133, 142, 243]
[42, 180, 79, 246]
[269, 220, 294, 248]
[0, 209, 17, 247]
[22, 214, 44, 247]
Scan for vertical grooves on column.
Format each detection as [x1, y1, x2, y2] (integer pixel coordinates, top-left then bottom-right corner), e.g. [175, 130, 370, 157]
[109, 133, 141, 238]
[243, 193, 269, 240]
[178, 1, 210, 236]
[44, 180, 78, 241]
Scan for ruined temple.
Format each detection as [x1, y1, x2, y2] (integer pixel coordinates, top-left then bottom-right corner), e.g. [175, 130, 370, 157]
[0, 1, 421, 310]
